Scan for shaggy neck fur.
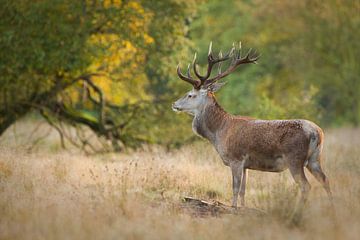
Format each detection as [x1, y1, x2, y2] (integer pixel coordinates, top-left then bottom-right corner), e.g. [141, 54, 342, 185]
[192, 93, 230, 143]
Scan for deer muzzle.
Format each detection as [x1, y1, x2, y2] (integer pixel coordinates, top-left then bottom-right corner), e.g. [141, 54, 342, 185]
[172, 103, 182, 112]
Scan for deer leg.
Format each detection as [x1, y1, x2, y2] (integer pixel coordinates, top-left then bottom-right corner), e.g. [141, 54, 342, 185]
[305, 148, 333, 202]
[306, 162, 333, 202]
[230, 161, 244, 208]
[239, 168, 247, 207]
[289, 165, 311, 205]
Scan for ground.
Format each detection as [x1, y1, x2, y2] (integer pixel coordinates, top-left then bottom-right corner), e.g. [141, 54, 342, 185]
[0, 121, 360, 240]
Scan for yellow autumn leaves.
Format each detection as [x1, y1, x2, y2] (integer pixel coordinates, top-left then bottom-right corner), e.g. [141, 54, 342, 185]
[69, 1, 154, 105]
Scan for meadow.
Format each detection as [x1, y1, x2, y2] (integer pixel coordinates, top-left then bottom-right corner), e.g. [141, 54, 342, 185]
[1, 120, 360, 240]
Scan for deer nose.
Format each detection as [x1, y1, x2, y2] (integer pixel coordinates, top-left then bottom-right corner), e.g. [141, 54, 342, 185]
[172, 103, 182, 111]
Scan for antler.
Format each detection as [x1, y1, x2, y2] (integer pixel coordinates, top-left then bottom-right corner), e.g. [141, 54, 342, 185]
[193, 42, 233, 82]
[176, 42, 259, 89]
[176, 63, 201, 88]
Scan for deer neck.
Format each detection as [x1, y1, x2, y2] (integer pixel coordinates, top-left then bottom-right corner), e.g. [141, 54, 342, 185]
[192, 95, 229, 143]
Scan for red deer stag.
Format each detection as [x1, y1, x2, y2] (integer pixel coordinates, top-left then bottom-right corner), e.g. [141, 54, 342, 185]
[172, 42, 332, 208]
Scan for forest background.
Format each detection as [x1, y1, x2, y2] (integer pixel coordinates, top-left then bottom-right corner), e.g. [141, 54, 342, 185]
[1, 0, 359, 152]
[1, 1, 360, 239]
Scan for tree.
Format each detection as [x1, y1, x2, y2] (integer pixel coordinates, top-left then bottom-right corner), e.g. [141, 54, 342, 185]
[190, 0, 360, 126]
[0, 0, 199, 152]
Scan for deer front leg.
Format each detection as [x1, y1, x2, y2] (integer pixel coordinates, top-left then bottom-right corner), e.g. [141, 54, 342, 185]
[230, 161, 244, 208]
[240, 168, 247, 207]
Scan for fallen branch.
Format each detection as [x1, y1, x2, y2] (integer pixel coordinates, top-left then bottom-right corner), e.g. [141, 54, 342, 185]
[181, 196, 266, 217]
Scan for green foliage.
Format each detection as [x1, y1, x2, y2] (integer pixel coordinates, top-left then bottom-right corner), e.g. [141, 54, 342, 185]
[0, 0, 199, 151]
[0, 0, 88, 104]
[0, 0, 359, 152]
[191, 0, 360, 126]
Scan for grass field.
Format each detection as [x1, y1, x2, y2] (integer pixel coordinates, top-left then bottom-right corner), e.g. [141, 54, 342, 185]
[1, 121, 360, 240]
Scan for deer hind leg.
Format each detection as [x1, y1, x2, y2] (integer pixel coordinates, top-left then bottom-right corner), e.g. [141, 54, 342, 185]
[306, 153, 332, 201]
[289, 164, 311, 205]
[230, 161, 244, 207]
[239, 168, 247, 207]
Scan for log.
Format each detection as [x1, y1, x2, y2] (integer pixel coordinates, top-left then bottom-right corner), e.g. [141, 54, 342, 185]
[181, 196, 266, 217]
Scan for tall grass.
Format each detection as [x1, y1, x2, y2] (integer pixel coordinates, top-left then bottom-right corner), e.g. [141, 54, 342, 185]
[1, 122, 360, 240]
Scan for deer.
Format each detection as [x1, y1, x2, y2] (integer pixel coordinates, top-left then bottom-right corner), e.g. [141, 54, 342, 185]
[172, 42, 333, 208]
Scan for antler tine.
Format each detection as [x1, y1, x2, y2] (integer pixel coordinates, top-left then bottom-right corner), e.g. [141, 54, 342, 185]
[186, 63, 191, 78]
[251, 51, 261, 64]
[176, 42, 259, 89]
[193, 52, 204, 81]
[176, 64, 201, 88]
[218, 51, 223, 75]
[193, 52, 197, 64]
[194, 43, 233, 81]
[203, 46, 260, 86]
[239, 48, 260, 63]
[245, 48, 253, 58]
[247, 49, 260, 64]
[236, 41, 242, 59]
[194, 43, 213, 81]
[228, 45, 236, 58]
[208, 41, 213, 57]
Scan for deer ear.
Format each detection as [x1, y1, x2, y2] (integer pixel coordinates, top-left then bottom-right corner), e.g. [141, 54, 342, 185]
[208, 82, 227, 92]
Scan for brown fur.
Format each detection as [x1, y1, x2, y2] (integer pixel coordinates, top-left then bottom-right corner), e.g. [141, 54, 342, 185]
[190, 94, 331, 207]
[174, 42, 331, 207]
[195, 95, 311, 168]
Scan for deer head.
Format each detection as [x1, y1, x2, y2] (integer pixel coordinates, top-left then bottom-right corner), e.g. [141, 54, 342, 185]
[172, 42, 259, 115]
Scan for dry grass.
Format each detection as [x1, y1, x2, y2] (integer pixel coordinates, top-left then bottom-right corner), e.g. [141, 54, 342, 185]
[1, 122, 360, 240]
